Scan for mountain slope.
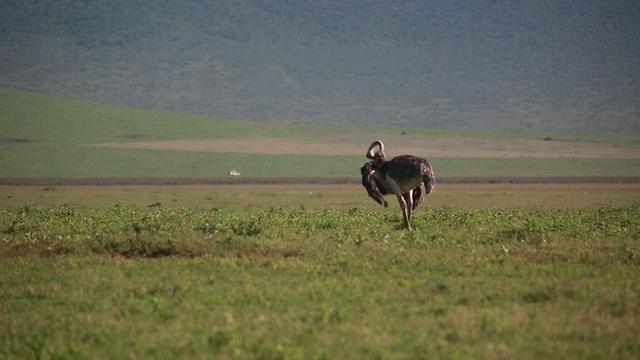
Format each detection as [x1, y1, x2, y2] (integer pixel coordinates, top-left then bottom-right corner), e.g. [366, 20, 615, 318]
[1, 0, 639, 131]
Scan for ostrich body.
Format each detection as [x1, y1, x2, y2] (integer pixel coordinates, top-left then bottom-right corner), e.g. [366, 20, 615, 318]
[360, 140, 435, 231]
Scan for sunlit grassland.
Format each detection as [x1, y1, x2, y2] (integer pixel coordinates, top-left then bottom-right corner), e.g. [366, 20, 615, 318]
[2, 89, 640, 358]
[3, 141, 640, 177]
[1, 184, 640, 358]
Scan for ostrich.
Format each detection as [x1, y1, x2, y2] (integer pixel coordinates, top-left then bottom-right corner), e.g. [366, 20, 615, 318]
[360, 140, 435, 231]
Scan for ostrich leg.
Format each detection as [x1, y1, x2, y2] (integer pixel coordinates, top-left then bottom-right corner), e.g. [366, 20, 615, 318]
[395, 192, 412, 231]
[403, 191, 414, 229]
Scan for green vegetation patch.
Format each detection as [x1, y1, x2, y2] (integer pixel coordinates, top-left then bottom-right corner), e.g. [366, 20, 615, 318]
[2, 142, 639, 177]
[1, 204, 639, 358]
[0, 88, 310, 144]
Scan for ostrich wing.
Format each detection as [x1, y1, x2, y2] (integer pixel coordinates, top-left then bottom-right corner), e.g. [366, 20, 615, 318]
[360, 162, 389, 207]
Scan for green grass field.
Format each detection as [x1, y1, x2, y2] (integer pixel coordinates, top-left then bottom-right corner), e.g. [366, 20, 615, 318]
[2, 89, 640, 358]
[1, 185, 640, 359]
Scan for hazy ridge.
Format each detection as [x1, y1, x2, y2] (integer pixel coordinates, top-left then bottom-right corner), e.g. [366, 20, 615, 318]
[1, 1, 639, 131]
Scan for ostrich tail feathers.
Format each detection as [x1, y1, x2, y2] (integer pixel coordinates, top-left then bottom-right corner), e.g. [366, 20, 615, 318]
[424, 166, 436, 194]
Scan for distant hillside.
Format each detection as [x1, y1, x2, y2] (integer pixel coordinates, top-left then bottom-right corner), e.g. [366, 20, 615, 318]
[1, 1, 639, 131]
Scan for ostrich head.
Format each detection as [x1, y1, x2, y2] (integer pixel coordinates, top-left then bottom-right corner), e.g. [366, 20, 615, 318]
[366, 140, 386, 160]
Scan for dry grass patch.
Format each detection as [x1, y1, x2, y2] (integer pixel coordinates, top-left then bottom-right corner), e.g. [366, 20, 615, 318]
[92, 134, 640, 158]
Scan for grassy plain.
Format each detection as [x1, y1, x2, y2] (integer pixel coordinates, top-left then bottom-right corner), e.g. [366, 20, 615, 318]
[1, 185, 640, 358]
[2, 89, 640, 358]
[2, 89, 640, 178]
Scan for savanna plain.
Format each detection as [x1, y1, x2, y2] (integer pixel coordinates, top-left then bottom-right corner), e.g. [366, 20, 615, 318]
[2, 89, 640, 359]
[2, 184, 639, 359]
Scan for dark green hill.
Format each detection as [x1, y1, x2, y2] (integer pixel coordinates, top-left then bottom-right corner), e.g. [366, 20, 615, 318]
[1, 1, 639, 131]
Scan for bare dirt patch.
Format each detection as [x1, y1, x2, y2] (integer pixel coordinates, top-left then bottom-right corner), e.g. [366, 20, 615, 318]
[92, 134, 639, 158]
